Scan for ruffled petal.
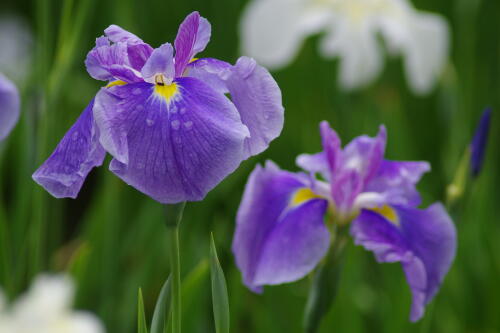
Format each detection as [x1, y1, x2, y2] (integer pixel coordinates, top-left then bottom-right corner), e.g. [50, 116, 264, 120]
[366, 160, 430, 206]
[174, 12, 212, 77]
[232, 161, 329, 291]
[32, 99, 106, 198]
[0, 73, 20, 141]
[93, 78, 250, 203]
[351, 203, 456, 322]
[241, 0, 331, 69]
[141, 43, 175, 83]
[85, 41, 141, 82]
[185, 58, 231, 94]
[104, 24, 143, 44]
[225, 57, 284, 158]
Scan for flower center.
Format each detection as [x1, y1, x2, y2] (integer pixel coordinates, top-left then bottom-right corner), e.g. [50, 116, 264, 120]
[154, 74, 178, 102]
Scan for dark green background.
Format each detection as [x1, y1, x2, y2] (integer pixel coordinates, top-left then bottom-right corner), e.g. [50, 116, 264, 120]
[0, 0, 498, 332]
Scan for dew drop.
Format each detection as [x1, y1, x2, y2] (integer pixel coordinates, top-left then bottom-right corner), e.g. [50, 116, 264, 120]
[263, 114, 270, 120]
[146, 119, 155, 126]
[179, 107, 186, 114]
[136, 104, 144, 111]
[171, 120, 180, 130]
[183, 121, 193, 130]
[132, 88, 142, 95]
[72, 131, 79, 140]
[170, 105, 178, 114]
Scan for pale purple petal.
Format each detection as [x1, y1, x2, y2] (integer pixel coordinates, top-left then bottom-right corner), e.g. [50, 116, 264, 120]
[85, 41, 141, 82]
[0, 73, 20, 141]
[366, 160, 431, 206]
[185, 58, 231, 94]
[174, 12, 212, 77]
[232, 161, 328, 291]
[104, 25, 143, 44]
[351, 203, 456, 322]
[32, 99, 106, 198]
[141, 43, 175, 83]
[225, 56, 284, 158]
[296, 152, 329, 178]
[94, 78, 249, 203]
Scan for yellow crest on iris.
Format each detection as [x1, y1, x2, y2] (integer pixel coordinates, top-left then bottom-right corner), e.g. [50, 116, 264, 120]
[371, 205, 399, 225]
[290, 188, 322, 207]
[154, 75, 179, 102]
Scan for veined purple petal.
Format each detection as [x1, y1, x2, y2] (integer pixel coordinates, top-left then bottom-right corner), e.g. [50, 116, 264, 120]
[85, 41, 141, 82]
[0, 73, 20, 141]
[141, 43, 175, 83]
[351, 203, 456, 322]
[232, 161, 329, 292]
[366, 160, 431, 207]
[225, 56, 284, 158]
[93, 78, 250, 203]
[174, 12, 212, 77]
[186, 58, 231, 94]
[104, 25, 143, 44]
[32, 99, 106, 198]
[470, 108, 492, 177]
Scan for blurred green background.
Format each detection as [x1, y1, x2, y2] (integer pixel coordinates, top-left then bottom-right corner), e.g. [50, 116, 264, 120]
[0, 0, 499, 332]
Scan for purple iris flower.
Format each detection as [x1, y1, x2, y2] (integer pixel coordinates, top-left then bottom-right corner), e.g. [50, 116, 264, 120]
[0, 73, 20, 141]
[232, 121, 456, 322]
[33, 12, 284, 203]
[470, 108, 491, 177]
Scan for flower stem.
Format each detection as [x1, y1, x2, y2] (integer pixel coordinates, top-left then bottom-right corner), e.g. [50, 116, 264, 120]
[165, 202, 186, 333]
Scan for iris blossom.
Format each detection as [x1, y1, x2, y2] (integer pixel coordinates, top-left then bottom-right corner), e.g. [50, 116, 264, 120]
[33, 12, 284, 203]
[0, 73, 20, 141]
[232, 121, 456, 321]
[241, 0, 449, 94]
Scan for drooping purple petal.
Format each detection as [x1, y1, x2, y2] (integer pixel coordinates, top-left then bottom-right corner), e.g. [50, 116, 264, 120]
[141, 43, 175, 83]
[366, 160, 431, 207]
[351, 203, 456, 322]
[174, 11, 212, 77]
[225, 56, 284, 158]
[104, 25, 143, 44]
[232, 161, 329, 292]
[32, 99, 106, 198]
[470, 108, 492, 177]
[93, 78, 250, 203]
[185, 58, 231, 94]
[0, 73, 20, 141]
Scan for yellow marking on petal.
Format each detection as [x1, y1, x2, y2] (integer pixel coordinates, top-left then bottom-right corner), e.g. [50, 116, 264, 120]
[371, 205, 399, 225]
[155, 83, 179, 102]
[290, 188, 322, 207]
[106, 80, 127, 88]
[189, 57, 199, 63]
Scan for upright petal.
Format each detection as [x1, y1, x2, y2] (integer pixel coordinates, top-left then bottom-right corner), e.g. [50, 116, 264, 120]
[32, 99, 106, 199]
[0, 73, 20, 141]
[351, 203, 456, 321]
[141, 43, 175, 83]
[94, 78, 250, 203]
[366, 160, 430, 206]
[241, 0, 330, 69]
[174, 12, 212, 77]
[225, 57, 284, 158]
[232, 161, 329, 291]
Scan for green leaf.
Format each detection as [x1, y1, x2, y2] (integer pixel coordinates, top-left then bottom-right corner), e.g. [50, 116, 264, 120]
[137, 288, 148, 333]
[210, 233, 230, 333]
[150, 275, 172, 333]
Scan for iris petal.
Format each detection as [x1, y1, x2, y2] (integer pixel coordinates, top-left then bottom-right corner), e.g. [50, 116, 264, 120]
[232, 161, 329, 292]
[351, 203, 456, 322]
[174, 12, 212, 77]
[141, 43, 175, 83]
[93, 78, 250, 203]
[0, 73, 20, 141]
[32, 99, 106, 198]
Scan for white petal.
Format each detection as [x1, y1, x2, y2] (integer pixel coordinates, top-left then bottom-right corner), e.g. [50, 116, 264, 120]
[67, 312, 105, 333]
[240, 0, 330, 69]
[402, 13, 449, 94]
[321, 18, 383, 90]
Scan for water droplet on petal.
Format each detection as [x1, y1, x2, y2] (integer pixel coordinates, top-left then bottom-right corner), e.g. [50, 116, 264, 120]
[170, 105, 178, 114]
[146, 119, 155, 126]
[171, 120, 180, 130]
[136, 104, 144, 111]
[183, 121, 193, 130]
[133, 88, 142, 95]
[179, 107, 186, 114]
[264, 114, 270, 120]
[72, 131, 79, 140]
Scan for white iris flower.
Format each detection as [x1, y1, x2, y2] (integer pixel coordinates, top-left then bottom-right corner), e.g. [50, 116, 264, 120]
[241, 0, 449, 94]
[0, 275, 104, 333]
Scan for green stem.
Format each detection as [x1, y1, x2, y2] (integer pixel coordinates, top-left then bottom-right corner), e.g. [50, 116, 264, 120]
[165, 202, 186, 333]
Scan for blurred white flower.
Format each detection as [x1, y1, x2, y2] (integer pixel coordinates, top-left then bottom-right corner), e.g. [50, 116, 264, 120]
[0, 274, 105, 333]
[241, 0, 449, 94]
[0, 14, 33, 83]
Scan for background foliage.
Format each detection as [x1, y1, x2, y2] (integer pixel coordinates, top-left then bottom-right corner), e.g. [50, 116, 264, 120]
[0, 0, 499, 332]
